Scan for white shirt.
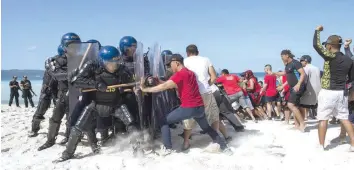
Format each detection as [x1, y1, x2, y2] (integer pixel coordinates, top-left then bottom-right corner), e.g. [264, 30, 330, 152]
[300, 64, 321, 105]
[184, 55, 213, 94]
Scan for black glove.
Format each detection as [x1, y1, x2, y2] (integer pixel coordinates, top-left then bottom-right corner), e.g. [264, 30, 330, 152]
[95, 82, 107, 92]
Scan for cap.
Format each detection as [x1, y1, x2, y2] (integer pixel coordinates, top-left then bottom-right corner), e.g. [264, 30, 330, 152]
[165, 53, 184, 65]
[322, 35, 343, 45]
[299, 55, 312, 63]
[23, 75, 28, 78]
[13, 76, 17, 78]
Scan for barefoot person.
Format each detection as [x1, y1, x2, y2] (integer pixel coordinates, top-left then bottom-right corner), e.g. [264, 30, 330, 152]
[271, 50, 307, 132]
[141, 54, 232, 156]
[313, 25, 354, 151]
[262, 65, 281, 120]
[181, 44, 229, 150]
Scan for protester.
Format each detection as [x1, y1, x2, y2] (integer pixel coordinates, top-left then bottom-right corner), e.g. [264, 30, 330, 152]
[271, 50, 307, 132]
[216, 69, 257, 122]
[182, 44, 229, 150]
[299, 55, 321, 120]
[9, 76, 20, 107]
[244, 70, 267, 119]
[141, 54, 232, 156]
[239, 73, 262, 119]
[20, 75, 35, 108]
[262, 65, 281, 119]
[313, 25, 354, 151]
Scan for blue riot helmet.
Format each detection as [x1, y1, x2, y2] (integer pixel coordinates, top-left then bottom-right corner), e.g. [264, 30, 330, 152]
[119, 36, 137, 56]
[99, 46, 121, 71]
[87, 39, 102, 49]
[57, 44, 65, 56]
[61, 33, 81, 47]
[161, 50, 173, 64]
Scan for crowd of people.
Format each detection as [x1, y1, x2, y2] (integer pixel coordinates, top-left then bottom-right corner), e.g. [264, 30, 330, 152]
[15, 25, 353, 163]
[8, 75, 36, 108]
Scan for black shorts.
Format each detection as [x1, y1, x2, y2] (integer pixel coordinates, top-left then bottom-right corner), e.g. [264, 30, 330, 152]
[288, 86, 305, 106]
[265, 94, 279, 103]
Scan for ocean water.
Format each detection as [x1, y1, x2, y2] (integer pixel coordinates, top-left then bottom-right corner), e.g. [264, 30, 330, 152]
[1, 73, 265, 104]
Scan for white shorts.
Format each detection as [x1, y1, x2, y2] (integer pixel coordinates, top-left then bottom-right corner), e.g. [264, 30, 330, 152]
[317, 89, 349, 120]
[244, 96, 254, 110]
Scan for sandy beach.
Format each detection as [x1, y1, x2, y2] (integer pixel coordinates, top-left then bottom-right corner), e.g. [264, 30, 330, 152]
[1, 104, 353, 170]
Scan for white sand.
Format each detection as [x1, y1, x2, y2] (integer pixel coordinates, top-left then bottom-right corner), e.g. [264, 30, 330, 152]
[1, 104, 353, 170]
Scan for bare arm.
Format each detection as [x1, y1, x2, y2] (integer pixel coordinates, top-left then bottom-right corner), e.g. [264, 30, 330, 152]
[246, 79, 254, 91]
[208, 66, 217, 85]
[261, 83, 268, 92]
[273, 71, 286, 76]
[296, 68, 306, 86]
[142, 80, 177, 93]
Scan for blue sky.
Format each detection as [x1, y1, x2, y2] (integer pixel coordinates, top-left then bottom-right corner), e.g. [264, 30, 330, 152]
[2, 0, 353, 72]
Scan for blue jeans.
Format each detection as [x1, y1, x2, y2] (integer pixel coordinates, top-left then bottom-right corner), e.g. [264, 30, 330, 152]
[160, 106, 227, 149]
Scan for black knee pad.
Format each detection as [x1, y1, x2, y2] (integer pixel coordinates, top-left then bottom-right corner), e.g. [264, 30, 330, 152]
[113, 104, 134, 126]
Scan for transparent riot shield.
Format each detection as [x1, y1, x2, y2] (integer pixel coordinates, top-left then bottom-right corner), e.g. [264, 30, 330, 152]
[66, 42, 99, 115]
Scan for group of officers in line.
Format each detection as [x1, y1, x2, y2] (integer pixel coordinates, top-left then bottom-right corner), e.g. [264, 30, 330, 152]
[8, 75, 36, 108]
[27, 33, 237, 162]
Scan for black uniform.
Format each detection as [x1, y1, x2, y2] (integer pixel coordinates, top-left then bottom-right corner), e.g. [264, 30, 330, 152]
[38, 55, 70, 151]
[59, 60, 139, 161]
[9, 80, 20, 107]
[20, 79, 35, 108]
[29, 57, 59, 137]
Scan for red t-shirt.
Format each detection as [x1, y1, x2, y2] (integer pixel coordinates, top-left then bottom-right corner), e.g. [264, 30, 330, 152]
[170, 67, 204, 108]
[281, 75, 290, 92]
[216, 74, 242, 95]
[247, 77, 262, 93]
[264, 74, 278, 97]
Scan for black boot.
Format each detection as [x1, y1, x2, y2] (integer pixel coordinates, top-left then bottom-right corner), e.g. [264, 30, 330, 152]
[87, 129, 100, 154]
[59, 125, 70, 145]
[28, 119, 41, 137]
[38, 119, 60, 151]
[54, 127, 82, 163]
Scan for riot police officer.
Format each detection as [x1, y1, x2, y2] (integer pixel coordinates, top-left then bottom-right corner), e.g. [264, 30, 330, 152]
[9, 76, 20, 107]
[56, 46, 139, 162]
[20, 75, 35, 108]
[38, 33, 81, 150]
[28, 46, 60, 137]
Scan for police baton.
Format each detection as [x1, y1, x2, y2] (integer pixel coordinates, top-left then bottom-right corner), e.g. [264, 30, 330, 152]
[81, 82, 138, 92]
[30, 89, 37, 96]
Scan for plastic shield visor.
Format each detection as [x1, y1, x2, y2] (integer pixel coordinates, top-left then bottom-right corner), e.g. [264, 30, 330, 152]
[102, 56, 121, 71]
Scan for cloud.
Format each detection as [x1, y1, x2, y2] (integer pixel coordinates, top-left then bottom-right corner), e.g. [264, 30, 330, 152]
[27, 46, 37, 51]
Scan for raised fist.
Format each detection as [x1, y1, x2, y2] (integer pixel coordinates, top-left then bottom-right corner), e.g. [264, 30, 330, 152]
[316, 25, 323, 31]
[344, 39, 352, 46]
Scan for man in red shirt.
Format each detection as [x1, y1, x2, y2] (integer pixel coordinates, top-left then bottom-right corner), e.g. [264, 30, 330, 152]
[216, 69, 257, 122]
[141, 54, 231, 156]
[262, 64, 281, 119]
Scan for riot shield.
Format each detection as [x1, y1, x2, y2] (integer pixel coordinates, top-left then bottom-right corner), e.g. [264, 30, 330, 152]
[133, 42, 145, 131]
[66, 42, 99, 116]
